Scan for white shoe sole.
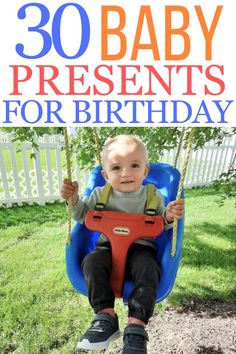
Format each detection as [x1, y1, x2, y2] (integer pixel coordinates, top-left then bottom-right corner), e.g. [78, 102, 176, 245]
[77, 329, 121, 350]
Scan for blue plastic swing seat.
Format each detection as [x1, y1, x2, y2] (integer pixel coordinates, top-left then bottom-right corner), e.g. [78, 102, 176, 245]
[66, 162, 184, 304]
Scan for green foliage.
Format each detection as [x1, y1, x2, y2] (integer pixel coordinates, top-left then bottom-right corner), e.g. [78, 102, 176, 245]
[74, 127, 235, 170]
[213, 166, 236, 207]
[190, 127, 226, 148]
[1, 128, 63, 154]
[73, 127, 180, 169]
[2, 127, 235, 170]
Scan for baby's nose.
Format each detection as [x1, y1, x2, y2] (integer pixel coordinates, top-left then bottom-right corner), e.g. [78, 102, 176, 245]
[121, 167, 130, 176]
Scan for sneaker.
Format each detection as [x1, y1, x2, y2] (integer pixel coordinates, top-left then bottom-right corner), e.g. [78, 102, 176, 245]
[122, 324, 149, 354]
[77, 313, 120, 350]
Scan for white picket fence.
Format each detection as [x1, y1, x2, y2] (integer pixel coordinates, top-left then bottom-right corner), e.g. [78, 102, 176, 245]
[0, 132, 235, 207]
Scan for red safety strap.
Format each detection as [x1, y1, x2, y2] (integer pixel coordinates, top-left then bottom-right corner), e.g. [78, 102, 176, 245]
[85, 210, 164, 297]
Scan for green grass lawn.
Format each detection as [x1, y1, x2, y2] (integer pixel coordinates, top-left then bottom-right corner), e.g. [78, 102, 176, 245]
[169, 188, 236, 304]
[0, 188, 235, 354]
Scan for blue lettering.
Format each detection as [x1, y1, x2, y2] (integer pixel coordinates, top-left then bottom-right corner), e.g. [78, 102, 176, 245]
[44, 100, 65, 123]
[21, 100, 43, 123]
[16, 3, 51, 59]
[16, 3, 90, 59]
[3, 100, 21, 123]
[73, 100, 91, 123]
[172, 100, 192, 123]
[52, 3, 90, 59]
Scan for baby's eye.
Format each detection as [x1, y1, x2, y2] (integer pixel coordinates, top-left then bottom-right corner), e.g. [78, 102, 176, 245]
[132, 163, 140, 168]
[112, 165, 120, 171]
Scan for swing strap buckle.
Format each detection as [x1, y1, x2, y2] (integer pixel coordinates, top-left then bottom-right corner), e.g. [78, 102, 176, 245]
[95, 202, 106, 211]
[146, 208, 157, 216]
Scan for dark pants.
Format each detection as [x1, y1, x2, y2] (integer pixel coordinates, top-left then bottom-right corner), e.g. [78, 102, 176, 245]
[81, 242, 161, 324]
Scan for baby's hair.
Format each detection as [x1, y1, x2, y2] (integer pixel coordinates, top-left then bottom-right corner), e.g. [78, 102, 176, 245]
[101, 134, 148, 167]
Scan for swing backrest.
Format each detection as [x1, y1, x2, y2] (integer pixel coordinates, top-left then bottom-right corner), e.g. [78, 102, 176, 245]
[66, 162, 184, 303]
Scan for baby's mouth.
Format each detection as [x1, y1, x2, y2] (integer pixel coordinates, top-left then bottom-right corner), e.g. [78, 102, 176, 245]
[121, 180, 134, 184]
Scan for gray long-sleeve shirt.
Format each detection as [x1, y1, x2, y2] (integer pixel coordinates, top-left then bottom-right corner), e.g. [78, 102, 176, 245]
[71, 185, 173, 249]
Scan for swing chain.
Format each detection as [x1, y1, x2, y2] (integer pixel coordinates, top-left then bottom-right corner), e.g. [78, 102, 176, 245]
[171, 128, 195, 257]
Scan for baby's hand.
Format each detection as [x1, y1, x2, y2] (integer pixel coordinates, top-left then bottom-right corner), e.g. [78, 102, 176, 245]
[165, 199, 184, 223]
[60, 179, 79, 205]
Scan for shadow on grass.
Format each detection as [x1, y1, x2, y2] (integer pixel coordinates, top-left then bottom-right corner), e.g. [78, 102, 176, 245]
[182, 222, 236, 268]
[185, 186, 221, 199]
[168, 221, 236, 306]
[0, 203, 67, 229]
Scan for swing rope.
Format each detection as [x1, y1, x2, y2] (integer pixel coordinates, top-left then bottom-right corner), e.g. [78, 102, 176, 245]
[92, 128, 102, 165]
[63, 127, 72, 245]
[174, 128, 186, 169]
[171, 128, 195, 257]
[64, 128, 101, 245]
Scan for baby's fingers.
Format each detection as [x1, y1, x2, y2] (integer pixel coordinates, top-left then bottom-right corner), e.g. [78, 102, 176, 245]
[72, 181, 79, 194]
[173, 210, 184, 219]
[171, 200, 184, 219]
[61, 179, 78, 199]
[172, 199, 184, 207]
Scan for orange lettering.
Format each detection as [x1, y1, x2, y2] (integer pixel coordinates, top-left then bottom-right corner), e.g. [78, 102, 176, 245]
[195, 6, 223, 60]
[131, 6, 160, 60]
[166, 6, 190, 60]
[101, 6, 126, 60]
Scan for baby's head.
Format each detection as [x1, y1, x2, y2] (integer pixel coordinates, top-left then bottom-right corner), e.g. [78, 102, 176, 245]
[101, 135, 150, 193]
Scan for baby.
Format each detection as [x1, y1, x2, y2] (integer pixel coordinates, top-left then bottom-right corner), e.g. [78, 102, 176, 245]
[61, 135, 184, 353]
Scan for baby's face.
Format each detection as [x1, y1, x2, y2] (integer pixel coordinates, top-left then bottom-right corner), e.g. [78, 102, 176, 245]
[102, 141, 150, 193]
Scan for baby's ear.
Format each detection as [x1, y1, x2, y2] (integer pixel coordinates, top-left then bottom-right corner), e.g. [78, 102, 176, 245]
[101, 169, 109, 182]
[144, 163, 150, 177]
